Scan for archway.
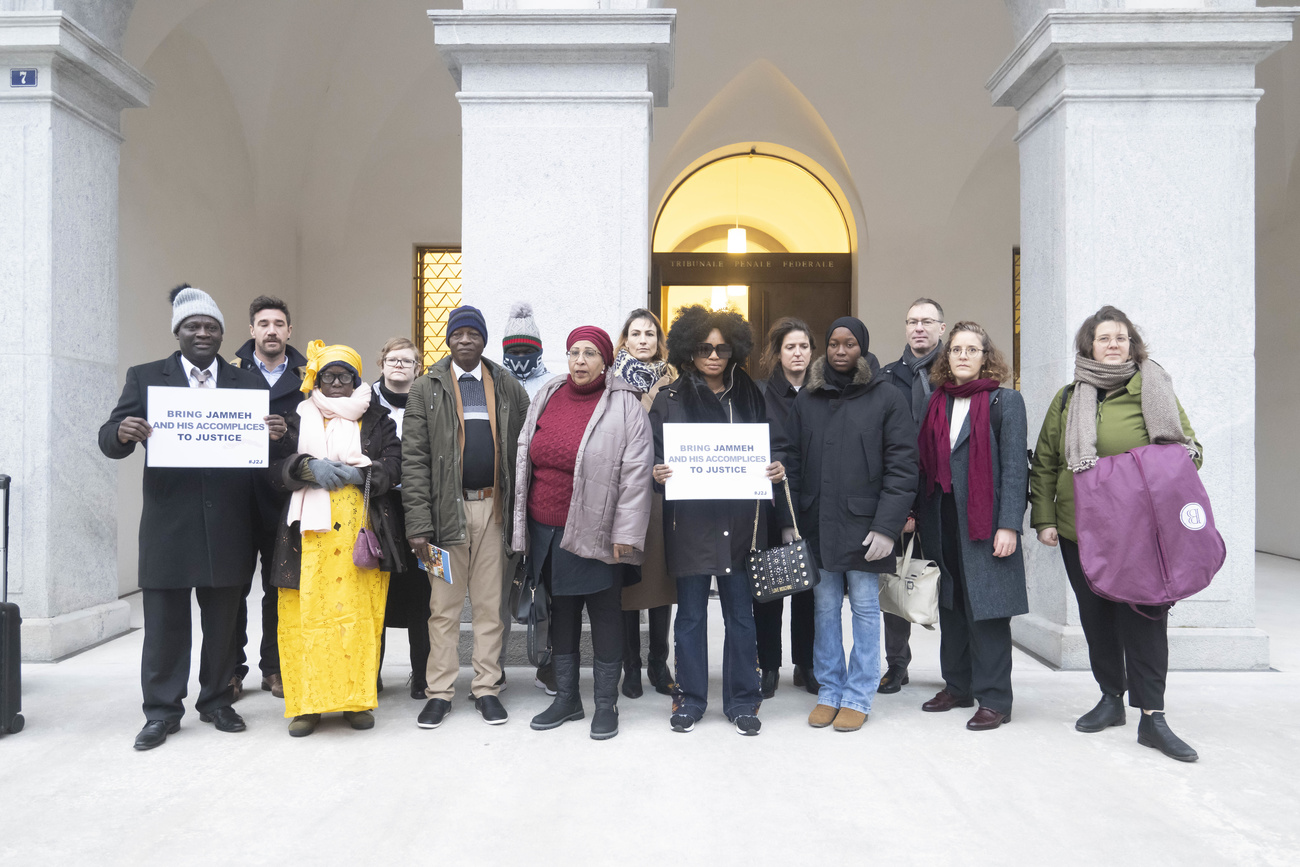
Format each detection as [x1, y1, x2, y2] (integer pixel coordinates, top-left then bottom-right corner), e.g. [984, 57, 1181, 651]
[651, 149, 853, 359]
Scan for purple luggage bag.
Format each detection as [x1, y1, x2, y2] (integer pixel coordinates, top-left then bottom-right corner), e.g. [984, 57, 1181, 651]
[1074, 443, 1225, 609]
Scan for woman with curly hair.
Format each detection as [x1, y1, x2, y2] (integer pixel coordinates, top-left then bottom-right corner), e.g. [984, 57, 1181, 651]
[915, 322, 1027, 732]
[649, 305, 792, 736]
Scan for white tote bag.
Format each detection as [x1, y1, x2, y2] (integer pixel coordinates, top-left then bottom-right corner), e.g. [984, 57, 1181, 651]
[877, 535, 940, 628]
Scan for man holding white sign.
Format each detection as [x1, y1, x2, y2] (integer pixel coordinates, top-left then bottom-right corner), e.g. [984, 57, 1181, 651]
[98, 285, 289, 751]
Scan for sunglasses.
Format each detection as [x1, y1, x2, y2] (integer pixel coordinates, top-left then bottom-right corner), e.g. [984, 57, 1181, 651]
[317, 372, 355, 386]
[694, 342, 734, 360]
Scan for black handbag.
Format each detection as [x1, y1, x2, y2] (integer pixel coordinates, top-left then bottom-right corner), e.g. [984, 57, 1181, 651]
[746, 480, 818, 601]
[512, 557, 551, 667]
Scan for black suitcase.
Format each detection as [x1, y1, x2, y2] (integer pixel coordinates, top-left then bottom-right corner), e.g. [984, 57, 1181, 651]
[1, 473, 23, 735]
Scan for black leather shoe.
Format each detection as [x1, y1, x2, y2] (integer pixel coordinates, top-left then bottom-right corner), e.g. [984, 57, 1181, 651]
[647, 657, 673, 696]
[410, 681, 428, 700]
[793, 665, 820, 695]
[1137, 712, 1198, 762]
[1076, 693, 1126, 733]
[417, 698, 451, 729]
[761, 669, 779, 699]
[622, 664, 644, 699]
[199, 706, 246, 732]
[877, 664, 909, 694]
[133, 719, 179, 751]
[474, 694, 509, 725]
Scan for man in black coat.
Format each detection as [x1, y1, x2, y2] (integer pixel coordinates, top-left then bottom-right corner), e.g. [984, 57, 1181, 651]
[99, 285, 289, 751]
[875, 297, 947, 694]
[231, 296, 306, 699]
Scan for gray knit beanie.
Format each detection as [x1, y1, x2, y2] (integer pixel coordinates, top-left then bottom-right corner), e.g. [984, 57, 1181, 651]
[169, 285, 225, 333]
[502, 302, 542, 352]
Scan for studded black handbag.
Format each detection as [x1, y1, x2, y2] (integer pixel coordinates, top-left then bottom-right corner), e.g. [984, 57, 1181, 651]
[746, 480, 818, 601]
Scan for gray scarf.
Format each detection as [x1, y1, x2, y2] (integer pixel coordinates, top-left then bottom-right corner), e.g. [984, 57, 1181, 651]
[904, 344, 941, 423]
[1065, 356, 1199, 473]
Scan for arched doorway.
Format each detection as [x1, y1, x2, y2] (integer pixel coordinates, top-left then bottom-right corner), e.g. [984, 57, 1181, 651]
[651, 150, 853, 361]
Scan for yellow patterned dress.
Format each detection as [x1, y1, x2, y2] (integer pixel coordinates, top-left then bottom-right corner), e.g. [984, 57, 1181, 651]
[279, 482, 390, 718]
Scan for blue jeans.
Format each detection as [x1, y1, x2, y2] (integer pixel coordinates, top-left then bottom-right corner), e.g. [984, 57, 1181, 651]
[812, 569, 881, 715]
[673, 573, 762, 721]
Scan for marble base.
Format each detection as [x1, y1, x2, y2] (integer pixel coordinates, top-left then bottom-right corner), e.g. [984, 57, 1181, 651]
[20, 599, 132, 662]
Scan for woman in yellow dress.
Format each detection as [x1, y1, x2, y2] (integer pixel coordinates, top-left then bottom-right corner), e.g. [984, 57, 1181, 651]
[270, 341, 404, 736]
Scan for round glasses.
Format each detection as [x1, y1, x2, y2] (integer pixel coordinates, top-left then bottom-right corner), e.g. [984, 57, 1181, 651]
[566, 349, 603, 361]
[317, 372, 355, 386]
[948, 347, 985, 358]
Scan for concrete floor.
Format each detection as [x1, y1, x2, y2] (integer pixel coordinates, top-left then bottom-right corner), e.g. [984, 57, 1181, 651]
[2, 555, 1298, 866]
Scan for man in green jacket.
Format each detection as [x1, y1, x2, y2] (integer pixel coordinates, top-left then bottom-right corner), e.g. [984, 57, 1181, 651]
[403, 306, 530, 729]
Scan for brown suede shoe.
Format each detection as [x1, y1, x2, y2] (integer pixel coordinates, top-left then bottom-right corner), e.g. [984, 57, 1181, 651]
[832, 707, 867, 732]
[966, 706, 1011, 731]
[808, 704, 838, 728]
[261, 673, 284, 699]
[922, 689, 975, 713]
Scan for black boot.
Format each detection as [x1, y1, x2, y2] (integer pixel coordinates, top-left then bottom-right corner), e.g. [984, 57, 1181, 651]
[647, 656, 673, 696]
[1075, 693, 1126, 733]
[761, 668, 779, 699]
[793, 664, 820, 695]
[1137, 712, 1198, 762]
[622, 658, 644, 699]
[530, 654, 584, 731]
[591, 659, 621, 740]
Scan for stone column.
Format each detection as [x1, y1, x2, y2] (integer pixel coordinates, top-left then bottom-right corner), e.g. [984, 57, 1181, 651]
[989, 7, 1294, 670]
[0, 13, 150, 659]
[428, 2, 675, 360]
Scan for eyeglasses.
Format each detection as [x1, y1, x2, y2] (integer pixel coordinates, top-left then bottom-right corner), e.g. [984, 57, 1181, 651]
[317, 372, 354, 386]
[1093, 335, 1130, 346]
[906, 318, 942, 328]
[385, 357, 416, 368]
[694, 343, 734, 359]
[949, 347, 985, 358]
[566, 349, 603, 361]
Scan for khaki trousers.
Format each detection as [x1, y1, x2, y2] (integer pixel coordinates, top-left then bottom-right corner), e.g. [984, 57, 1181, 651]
[426, 498, 506, 700]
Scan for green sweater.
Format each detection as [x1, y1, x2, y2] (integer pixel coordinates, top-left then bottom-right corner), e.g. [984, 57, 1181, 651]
[1029, 372, 1201, 542]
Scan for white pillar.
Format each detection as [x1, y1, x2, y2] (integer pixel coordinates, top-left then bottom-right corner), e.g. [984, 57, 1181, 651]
[428, 3, 675, 362]
[0, 14, 150, 659]
[989, 7, 1294, 670]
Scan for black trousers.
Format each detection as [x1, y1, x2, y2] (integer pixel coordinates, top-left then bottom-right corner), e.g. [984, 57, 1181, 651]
[623, 605, 671, 667]
[141, 586, 243, 722]
[553, 582, 624, 663]
[1060, 537, 1168, 711]
[235, 512, 280, 679]
[938, 495, 1013, 714]
[752, 589, 815, 671]
[883, 612, 913, 669]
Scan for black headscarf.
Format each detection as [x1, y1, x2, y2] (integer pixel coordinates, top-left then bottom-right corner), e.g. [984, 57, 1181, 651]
[823, 316, 869, 392]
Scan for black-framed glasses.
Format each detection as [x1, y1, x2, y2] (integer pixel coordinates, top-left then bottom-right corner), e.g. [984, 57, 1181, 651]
[385, 357, 417, 368]
[694, 342, 734, 359]
[317, 371, 354, 386]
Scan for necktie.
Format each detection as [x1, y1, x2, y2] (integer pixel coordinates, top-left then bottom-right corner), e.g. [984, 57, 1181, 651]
[191, 368, 211, 387]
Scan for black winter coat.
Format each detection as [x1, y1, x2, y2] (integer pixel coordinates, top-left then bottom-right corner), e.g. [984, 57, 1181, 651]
[98, 352, 272, 590]
[649, 368, 793, 579]
[785, 356, 919, 573]
[267, 402, 405, 589]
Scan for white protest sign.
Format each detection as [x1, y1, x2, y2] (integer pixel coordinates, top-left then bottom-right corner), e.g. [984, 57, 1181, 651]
[146, 386, 270, 468]
[663, 422, 772, 501]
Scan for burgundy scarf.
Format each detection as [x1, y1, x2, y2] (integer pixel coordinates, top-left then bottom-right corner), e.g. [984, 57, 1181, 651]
[918, 379, 1000, 541]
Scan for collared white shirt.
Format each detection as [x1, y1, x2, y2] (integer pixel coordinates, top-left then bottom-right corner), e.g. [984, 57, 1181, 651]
[255, 355, 287, 388]
[451, 360, 482, 381]
[950, 396, 971, 449]
[180, 355, 219, 389]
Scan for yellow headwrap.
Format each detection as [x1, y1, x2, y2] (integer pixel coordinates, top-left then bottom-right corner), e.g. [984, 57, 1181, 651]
[301, 339, 365, 394]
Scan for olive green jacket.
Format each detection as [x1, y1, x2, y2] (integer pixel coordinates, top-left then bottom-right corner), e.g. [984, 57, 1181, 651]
[401, 356, 530, 547]
[1029, 372, 1201, 542]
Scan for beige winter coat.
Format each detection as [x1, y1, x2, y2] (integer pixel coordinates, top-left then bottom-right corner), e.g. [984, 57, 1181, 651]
[512, 370, 654, 565]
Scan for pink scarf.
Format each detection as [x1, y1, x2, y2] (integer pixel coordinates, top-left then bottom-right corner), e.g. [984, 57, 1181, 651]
[287, 388, 373, 533]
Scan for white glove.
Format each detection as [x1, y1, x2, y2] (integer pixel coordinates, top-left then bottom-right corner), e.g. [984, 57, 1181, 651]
[862, 531, 894, 562]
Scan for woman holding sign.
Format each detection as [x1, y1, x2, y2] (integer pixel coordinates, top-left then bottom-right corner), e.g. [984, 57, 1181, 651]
[511, 326, 654, 740]
[783, 317, 918, 733]
[269, 341, 404, 737]
[650, 305, 792, 737]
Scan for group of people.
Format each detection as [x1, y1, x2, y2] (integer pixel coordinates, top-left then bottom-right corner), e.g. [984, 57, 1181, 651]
[101, 284, 1204, 761]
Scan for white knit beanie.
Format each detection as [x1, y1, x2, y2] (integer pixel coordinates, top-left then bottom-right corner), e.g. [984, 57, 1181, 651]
[169, 285, 225, 334]
[502, 302, 542, 352]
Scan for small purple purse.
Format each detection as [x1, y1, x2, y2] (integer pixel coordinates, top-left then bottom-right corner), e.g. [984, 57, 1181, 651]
[353, 467, 383, 570]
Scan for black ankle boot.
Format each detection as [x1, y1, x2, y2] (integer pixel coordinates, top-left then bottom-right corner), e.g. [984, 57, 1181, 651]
[1137, 712, 1198, 762]
[591, 659, 621, 740]
[761, 669, 779, 699]
[793, 664, 820, 695]
[1075, 693, 1126, 733]
[647, 656, 673, 696]
[622, 660, 643, 699]
[530, 654, 584, 731]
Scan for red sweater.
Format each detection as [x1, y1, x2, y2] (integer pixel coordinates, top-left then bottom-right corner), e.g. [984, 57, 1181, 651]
[527, 376, 604, 527]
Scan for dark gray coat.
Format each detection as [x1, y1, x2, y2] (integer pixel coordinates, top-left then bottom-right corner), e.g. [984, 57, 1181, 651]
[916, 388, 1029, 621]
